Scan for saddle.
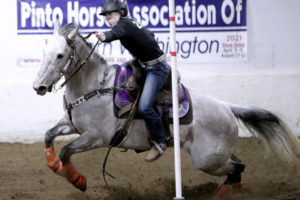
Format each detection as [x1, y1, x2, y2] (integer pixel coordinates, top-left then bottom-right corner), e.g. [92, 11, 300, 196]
[113, 60, 193, 125]
[104, 61, 193, 178]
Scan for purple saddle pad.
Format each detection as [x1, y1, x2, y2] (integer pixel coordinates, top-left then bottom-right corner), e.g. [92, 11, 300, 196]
[113, 64, 191, 119]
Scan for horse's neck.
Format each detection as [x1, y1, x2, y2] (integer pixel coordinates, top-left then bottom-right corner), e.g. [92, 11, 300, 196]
[65, 41, 110, 98]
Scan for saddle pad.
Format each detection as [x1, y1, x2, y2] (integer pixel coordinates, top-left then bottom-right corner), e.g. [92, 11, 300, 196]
[113, 64, 133, 109]
[113, 64, 193, 124]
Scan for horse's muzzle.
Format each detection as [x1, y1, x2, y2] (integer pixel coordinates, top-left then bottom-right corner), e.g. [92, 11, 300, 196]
[33, 85, 48, 96]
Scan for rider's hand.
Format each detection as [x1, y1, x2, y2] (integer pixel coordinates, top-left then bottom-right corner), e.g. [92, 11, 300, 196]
[96, 32, 106, 42]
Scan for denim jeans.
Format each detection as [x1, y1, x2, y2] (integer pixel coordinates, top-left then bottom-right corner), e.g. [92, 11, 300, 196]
[138, 59, 171, 144]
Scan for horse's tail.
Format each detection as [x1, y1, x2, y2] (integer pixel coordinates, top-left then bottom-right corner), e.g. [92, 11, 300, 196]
[230, 105, 300, 166]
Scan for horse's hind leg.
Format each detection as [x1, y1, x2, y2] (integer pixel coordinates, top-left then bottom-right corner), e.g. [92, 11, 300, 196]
[213, 154, 245, 199]
[190, 148, 245, 198]
[224, 154, 245, 184]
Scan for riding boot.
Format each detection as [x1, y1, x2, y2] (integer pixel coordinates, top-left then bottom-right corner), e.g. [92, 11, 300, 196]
[145, 142, 167, 162]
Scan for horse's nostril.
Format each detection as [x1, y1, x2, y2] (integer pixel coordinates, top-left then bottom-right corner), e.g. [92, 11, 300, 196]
[38, 86, 47, 92]
[34, 85, 48, 95]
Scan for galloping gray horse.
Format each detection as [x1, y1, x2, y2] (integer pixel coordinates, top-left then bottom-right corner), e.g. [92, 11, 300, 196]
[33, 21, 300, 197]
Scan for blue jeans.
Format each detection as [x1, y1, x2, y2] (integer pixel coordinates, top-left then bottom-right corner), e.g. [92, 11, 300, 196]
[138, 59, 171, 144]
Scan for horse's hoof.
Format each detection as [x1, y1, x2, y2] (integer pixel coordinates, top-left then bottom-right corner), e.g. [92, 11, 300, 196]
[71, 175, 87, 192]
[213, 182, 242, 199]
[231, 182, 243, 191]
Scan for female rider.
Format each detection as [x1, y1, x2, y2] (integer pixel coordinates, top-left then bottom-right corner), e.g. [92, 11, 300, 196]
[96, 0, 171, 162]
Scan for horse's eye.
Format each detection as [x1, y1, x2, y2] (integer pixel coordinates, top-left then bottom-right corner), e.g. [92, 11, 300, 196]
[57, 54, 64, 59]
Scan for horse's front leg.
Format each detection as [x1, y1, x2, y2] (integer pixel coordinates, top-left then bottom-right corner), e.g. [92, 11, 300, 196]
[44, 116, 77, 177]
[58, 131, 105, 191]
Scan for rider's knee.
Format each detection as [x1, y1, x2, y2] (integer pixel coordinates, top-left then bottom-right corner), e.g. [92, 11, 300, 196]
[138, 103, 152, 115]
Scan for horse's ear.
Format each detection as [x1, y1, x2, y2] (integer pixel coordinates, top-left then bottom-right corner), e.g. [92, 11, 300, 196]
[53, 20, 60, 35]
[67, 27, 79, 41]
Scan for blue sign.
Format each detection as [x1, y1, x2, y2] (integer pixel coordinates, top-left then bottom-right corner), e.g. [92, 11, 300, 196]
[17, 0, 247, 34]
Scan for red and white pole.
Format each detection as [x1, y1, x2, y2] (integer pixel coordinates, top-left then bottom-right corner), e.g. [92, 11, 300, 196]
[168, 0, 184, 199]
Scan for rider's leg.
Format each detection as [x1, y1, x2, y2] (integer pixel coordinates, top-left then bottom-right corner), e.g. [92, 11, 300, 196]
[138, 59, 170, 161]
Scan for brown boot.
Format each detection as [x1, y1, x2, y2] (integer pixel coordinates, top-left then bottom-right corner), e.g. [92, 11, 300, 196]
[144, 142, 167, 162]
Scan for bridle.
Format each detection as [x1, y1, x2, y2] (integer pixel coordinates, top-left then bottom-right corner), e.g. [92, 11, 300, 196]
[50, 32, 138, 189]
[51, 32, 100, 91]
[53, 32, 123, 112]
[50, 39, 78, 92]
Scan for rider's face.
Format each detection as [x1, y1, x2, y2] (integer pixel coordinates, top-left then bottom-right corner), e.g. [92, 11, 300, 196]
[105, 12, 121, 27]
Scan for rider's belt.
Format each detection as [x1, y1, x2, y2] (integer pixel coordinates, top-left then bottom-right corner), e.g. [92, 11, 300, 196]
[140, 54, 165, 67]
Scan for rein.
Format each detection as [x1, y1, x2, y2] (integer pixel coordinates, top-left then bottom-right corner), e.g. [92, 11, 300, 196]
[102, 90, 141, 190]
[58, 31, 138, 190]
[60, 32, 126, 113]
[58, 36, 100, 89]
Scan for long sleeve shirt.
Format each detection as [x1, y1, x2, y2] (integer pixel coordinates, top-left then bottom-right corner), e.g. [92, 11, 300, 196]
[103, 17, 164, 62]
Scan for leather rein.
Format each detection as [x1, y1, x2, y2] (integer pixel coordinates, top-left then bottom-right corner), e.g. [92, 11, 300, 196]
[52, 32, 122, 113]
[58, 32, 100, 89]
[56, 32, 140, 190]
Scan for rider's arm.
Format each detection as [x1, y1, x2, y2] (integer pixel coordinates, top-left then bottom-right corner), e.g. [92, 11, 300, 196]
[103, 21, 127, 42]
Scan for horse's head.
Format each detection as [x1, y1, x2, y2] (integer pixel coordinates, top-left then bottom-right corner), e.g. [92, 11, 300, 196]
[33, 21, 79, 96]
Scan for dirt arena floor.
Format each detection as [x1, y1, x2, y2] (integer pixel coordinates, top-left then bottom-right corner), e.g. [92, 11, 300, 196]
[0, 137, 299, 200]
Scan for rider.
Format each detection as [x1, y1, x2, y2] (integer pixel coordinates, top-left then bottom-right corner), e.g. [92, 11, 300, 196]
[96, 0, 170, 162]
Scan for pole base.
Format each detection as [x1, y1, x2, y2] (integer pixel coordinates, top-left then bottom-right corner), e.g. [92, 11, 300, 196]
[173, 198, 185, 200]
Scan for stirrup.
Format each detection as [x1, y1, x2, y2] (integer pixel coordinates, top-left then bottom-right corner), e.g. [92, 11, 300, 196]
[153, 142, 167, 155]
[144, 142, 167, 162]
